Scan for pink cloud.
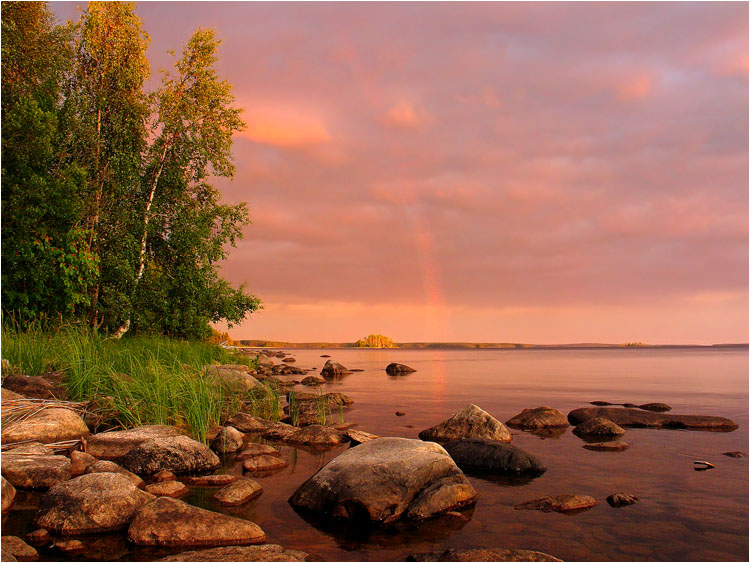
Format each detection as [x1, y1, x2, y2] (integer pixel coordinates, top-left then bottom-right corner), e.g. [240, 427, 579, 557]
[381, 100, 433, 129]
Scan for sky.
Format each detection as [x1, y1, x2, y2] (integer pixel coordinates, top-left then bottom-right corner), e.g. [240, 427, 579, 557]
[51, 2, 749, 344]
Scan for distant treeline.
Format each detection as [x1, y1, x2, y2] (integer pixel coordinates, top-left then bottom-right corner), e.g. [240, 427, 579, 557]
[235, 340, 748, 350]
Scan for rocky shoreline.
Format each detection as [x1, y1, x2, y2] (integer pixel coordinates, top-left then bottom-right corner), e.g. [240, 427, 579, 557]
[0, 351, 743, 562]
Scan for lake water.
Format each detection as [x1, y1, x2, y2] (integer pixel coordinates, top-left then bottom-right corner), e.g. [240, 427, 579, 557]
[4, 348, 748, 561]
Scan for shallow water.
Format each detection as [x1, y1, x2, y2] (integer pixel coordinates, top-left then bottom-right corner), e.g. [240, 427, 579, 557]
[3, 348, 748, 561]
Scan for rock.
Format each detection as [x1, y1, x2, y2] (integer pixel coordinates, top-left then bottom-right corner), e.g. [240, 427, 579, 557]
[1, 408, 89, 446]
[638, 403, 672, 412]
[300, 376, 325, 386]
[226, 413, 270, 433]
[723, 451, 744, 458]
[289, 437, 476, 523]
[153, 470, 177, 482]
[206, 425, 223, 442]
[211, 426, 244, 454]
[2, 476, 16, 514]
[214, 479, 263, 506]
[607, 493, 639, 507]
[242, 455, 288, 474]
[1, 454, 71, 489]
[323, 392, 353, 406]
[282, 357, 296, 363]
[84, 460, 143, 488]
[156, 544, 308, 562]
[69, 451, 97, 476]
[583, 441, 629, 452]
[622, 403, 638, 408]
[320, 360, 351, 377]
[419, 404, 511, 443]
[442, 439, 546, 475]
[235, 443, 280, 460]
[182, 475, 237, 487]
[1, 375, 57, 399]
[205, 366, 263, 393]
[1, 537, 38, 561]
[572, 417, 626, 438]
[255, 355, 275, 369]
[395, 411, 406, 417]
[286, 425, 346, 449]
[4, 442, 50, 455]
[1, 388, 25, 400]
[23, 530, 50, 548]
[567, 407, 738, 431]
[320, 354, 331, 358]
[120, 436, 221, 476]
[506, 407, 569, 430]
[262, 422, 297, 442]
[514, 494, 598, 513]
[385, 363, 416, 375]
[127, 497, 266, 547]
[35, 473, 154, 535]
[145, 481, 188, 498]
[53, 540, 84, 553]
[86, 425, 183, 460]
[350, 368, 364, 372]
[345, 429, 379, 445]
[589, 401, 615, 406]
[406, 548, 563, 562]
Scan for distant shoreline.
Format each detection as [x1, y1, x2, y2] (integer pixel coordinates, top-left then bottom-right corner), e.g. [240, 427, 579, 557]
[233, 340, 749, 350]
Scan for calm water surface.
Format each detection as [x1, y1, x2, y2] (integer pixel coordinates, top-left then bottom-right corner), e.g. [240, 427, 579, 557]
[5, 348, 748, 561]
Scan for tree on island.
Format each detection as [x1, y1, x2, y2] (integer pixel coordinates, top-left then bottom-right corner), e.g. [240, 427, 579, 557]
[1, 2, 260, 339]
[354, 334, 395, 348]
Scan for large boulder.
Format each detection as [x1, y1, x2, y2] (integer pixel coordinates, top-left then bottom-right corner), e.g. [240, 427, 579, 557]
[442, 439, 546, 475]
[320, 360, 351, 377]
[506, 407, 569, 431]
[1, 454, 71, 489]
[86, 425, 184, 460]
[35, 473, 154, 535]
[385, 363, 416, 375]
[419, 404, 511, 443]
[156, 545, 307, 562]
[204, 365, 263, 394]
[120, 436, 220, 476]
[407, 548, 562, 562]
[127, 497, 266, 547]
[1, 408, 89, 446]
[289, 437, 477, 523]
[567, 407, 738, 431]
[2, 476, 16, 514]
[572, 417, 626, 438]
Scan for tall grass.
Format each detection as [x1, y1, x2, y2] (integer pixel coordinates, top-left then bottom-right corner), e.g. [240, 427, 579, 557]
[1, 325, 258, 442]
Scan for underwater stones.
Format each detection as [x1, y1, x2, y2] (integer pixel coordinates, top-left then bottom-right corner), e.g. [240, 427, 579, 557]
[86, 425, 183, 460]
[442, 439, 546, 475]
[120, 436, 220, 476]
[583, 441, 629, 452]
[419, 404, 511, 443]
[514, 494, 598, 514]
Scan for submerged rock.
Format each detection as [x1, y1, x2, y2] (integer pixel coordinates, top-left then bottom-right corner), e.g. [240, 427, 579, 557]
[607, 492, 639, 507]
[407, 548, 563, 562]
[1, 408, 89, 446]
[127, 497, 266, 547]
[572, 417, 626, 438]
[568, 407, 738, 431]
[156, 544, 308, 562]
[583, 441, 629, 452]
[385, 363, 416, 375]
[419, 404, 511, 443]
[723, 451, 744, 458]
[35, 473, 153, 535]
[506, 407, 569, 431]
[289, 437, 477, 523]
[182, 475, 236, 487]
[86, 425, 183, 460]
[235, 443, 280, 460]
[514, 494, 598, 513]
[120, 436, 220, 476]
[442, 439, 546, 475]
[320, 360, 351, 377]
[2, 476, 16, 514]
[214, 479, 263, 506]
[84, 460, 143, 488]
[1, 454, 71, 490]
[242, 455, 288, 474]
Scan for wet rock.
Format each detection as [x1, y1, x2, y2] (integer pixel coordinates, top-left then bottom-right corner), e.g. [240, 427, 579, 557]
[514, 494, 598, 513]
[320, 354, 331, 358]
[120, 436, 220, 476]
[301, 376, 325, 386]
[1, 374, 57, 399]
[153, 470, 177, 482]
[323, 392, 354, 406]
[583, 441, 629, 452]
[205, 365, 263, 394]
[127, 497, 266, 547]
[281, 357, 296, 363]
[395, 411, 406, 417]
[145, 480, 188, 498]
[589, 401, 615, 406]
[0, 537, 38, 561]
[69, 451, 97, 476]
[568, 407, 738, 431]
[211, 426, 244, 454]
[407, 548, 563, 562]
[1, 454, 71, 489]
[4, 443, 51, 455]
[572, 417, 626, 438]
[350, 368, 365, 372]
[419, 404, 511, 443]
[289, 437, 477, 523]
[84, 460, 143, 488]
[506, 407, 569, 430]
[722, 451, 744, 458]
[262, 421, 297, 442]
[639, 403, 672, 412]
[280, 365, 305, 375]
[442, 439, 546, 475]
[23, 530, 50, 548]
[182, 475, 236, 487]
[286, 425, 346, 449]
[226, 413, 270, 433]
[235, 443, 280, 460]
[214, 478, 263, 506]
[385, 363, 416, 375]
[345, 429, 379, 445]
[622, 403, 638, 408]
[1, 408, 89, 446]
[1, 476, 15, 514]
[53, 540, 84, 553]
[156, 544, 307, 562]
[35, 473, 154, 535]
[255, 355, 275, 369]
[242, 455, 288, 474]
[320, 360, 351, 377]
[607, 493, 639, 507]
[86, 425, 183, 460]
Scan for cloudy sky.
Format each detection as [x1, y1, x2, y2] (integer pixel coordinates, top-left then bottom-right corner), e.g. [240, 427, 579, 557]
[53, 2, 748, 344]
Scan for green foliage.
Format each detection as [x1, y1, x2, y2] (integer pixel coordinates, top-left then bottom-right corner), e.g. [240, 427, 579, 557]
[354, 334, 395, 348]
